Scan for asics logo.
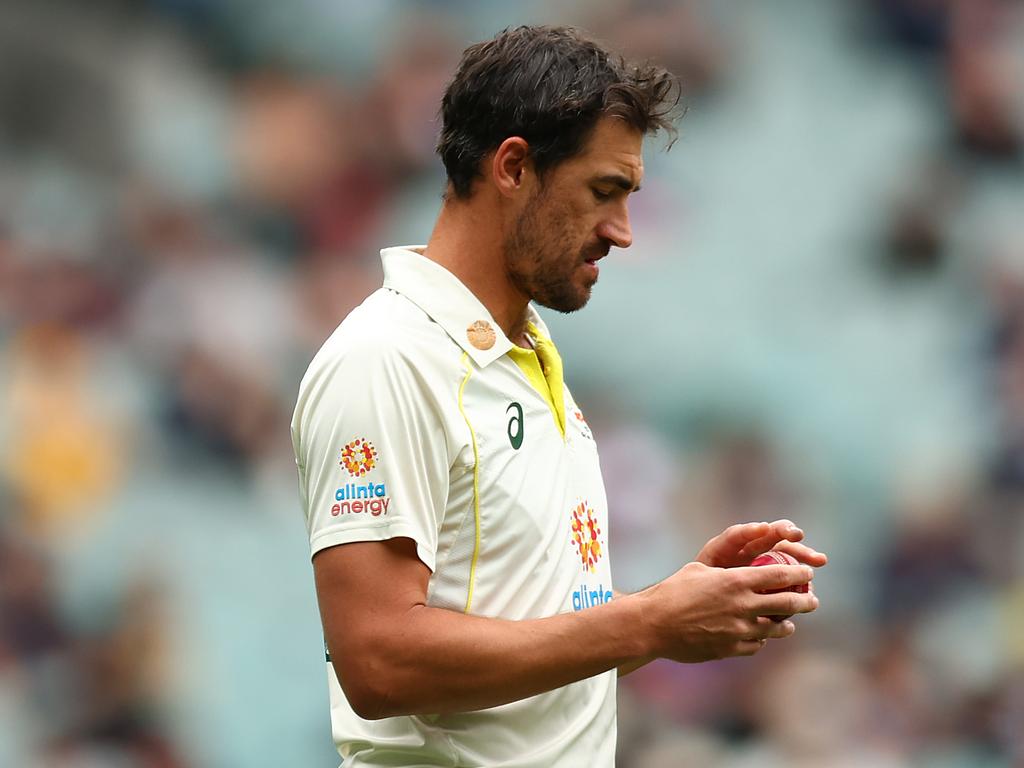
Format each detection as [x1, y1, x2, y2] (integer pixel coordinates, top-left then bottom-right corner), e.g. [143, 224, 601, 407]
[506, 401, 524, 450]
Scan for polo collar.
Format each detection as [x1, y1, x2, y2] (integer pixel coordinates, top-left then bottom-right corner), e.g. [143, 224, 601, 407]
[382, 245, 531, 368]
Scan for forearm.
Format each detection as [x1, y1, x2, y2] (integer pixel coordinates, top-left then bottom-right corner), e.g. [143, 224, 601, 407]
[317, 537, 820, 719]
[336, 595, 650, 719]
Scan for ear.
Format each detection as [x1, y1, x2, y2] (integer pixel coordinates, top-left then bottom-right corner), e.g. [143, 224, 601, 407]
[491, 137, 531, 199]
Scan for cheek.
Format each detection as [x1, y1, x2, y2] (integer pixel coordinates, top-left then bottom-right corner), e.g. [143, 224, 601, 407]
[566, 194, 595, 224]
[553, 200, 593, 243]
[568, 199, 603, 241]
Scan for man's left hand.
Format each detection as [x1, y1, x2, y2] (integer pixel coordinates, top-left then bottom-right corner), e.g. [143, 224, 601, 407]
[695, 519, 828, 569]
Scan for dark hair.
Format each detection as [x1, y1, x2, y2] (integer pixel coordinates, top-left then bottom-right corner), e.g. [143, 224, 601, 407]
[437, 25, 681, 199]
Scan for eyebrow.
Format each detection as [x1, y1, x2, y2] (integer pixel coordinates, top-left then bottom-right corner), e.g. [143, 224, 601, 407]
[592, 174, 642, 193]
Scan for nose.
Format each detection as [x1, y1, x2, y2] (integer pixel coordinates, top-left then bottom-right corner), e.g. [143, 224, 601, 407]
[597, 203, 632, 249]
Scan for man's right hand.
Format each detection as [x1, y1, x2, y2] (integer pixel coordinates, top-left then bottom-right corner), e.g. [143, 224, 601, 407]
[638, 560, 818, 663]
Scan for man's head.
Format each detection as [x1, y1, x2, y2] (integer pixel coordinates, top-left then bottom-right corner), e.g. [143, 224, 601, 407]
[436, 26, 680, 313]
[438, 25, 679, 200]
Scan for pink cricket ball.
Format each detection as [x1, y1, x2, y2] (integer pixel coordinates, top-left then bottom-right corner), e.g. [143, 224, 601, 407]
[750, 550, 810, 622]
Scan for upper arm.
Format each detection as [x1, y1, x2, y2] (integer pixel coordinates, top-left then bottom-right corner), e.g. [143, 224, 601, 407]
[292, 326, 462, 717]
[313, 536, 431, 716]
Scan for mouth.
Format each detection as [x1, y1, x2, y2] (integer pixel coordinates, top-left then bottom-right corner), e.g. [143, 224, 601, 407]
[581, 251, 604, 281]
[583, 245, 610, 266]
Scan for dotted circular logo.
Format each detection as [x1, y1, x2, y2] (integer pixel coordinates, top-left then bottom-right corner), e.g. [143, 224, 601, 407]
[340, 438, 378, 477]
[570, 501, 603, 573]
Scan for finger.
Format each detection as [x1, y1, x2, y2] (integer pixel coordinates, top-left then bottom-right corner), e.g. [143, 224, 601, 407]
[772, 540, 828, 567]
[697, 522, 773, 566]
[738, 563, 814, 591]
[768, 519, 803, 541]
[734, 638, 768, 656]
[735, 521, 803, 560]
[736, 537, 782, 560]
[755, 616, 796, 639]
[757, 590, 819, 618]
[717, 522, 771, 551]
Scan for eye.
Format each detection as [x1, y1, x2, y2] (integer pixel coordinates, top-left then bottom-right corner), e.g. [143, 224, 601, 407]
[592, 188, 611, 201]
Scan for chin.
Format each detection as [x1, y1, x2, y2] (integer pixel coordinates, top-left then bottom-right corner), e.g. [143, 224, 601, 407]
[559, 290, 593, 313]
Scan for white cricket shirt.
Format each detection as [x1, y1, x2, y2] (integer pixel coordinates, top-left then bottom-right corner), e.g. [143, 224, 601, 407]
[291, 246, 616, 767]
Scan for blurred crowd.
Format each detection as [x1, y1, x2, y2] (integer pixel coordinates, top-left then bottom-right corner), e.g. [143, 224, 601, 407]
[1, 0, 1023, 766]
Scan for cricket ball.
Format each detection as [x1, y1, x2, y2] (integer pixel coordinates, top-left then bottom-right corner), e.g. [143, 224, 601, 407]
[751, 550, 809, 622]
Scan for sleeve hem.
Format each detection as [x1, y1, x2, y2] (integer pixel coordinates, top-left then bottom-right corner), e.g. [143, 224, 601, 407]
[310, 522, 437, 572]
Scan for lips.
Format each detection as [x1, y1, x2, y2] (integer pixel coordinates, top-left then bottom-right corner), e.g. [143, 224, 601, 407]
[583, 245, 610, 265]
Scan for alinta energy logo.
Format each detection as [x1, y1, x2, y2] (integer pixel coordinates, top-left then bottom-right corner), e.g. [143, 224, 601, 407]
[340, 438, 377, 477]
[333, 438, 390, 517]
[569, 500, 604, 573]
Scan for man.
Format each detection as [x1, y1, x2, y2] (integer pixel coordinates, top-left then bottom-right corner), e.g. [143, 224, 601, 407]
[292, 25, 826, 767]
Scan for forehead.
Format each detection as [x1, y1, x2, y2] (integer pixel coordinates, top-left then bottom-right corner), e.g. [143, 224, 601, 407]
[560, 117, 644, 182]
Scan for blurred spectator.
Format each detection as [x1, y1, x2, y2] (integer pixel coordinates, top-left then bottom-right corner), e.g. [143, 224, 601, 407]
[44, 579, 185, 768]
[231, 73, 392, 253]
[870, 0, 953, 53]
[587, 0, 729, 98]
[0, 518, 186, 766]
[874, 487, 985, 624]
[728, 651, 911, 768]
[947, 0, 1024, 160]
[880, 156, 963, 277]
[363, 14, 461, 178]
[2, 326, 125, 537]
[126, 199, 297, 475]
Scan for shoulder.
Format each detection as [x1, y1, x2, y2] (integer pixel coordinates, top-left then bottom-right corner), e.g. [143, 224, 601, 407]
[296, 288, 465, 409]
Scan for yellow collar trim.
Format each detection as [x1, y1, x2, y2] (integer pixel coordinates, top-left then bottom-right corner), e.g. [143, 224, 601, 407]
[506, 322, 566, 438]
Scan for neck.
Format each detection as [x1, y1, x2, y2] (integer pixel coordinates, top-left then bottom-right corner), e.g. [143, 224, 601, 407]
[423, 196, 530, 344]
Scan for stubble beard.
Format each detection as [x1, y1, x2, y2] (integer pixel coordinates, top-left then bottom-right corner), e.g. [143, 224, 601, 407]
[504, 193, 597, 314]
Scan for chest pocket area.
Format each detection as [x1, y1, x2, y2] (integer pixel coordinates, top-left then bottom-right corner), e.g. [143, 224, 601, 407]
[462, 370, 573, 554]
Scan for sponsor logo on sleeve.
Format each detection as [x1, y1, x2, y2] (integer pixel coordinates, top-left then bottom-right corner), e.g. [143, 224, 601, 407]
[331, 481, 390, 517]
[340, 438, 377, 476]
[332, 438, 391, 517]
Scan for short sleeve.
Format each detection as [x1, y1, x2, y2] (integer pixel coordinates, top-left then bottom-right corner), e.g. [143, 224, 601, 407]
[292, 337, 451, 571]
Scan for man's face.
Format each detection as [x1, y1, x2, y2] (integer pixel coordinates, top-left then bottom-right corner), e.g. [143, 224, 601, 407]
[504, 118, 644, 313]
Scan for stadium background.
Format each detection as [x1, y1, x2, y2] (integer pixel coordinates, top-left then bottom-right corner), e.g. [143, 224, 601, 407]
[2, 0, 1023, 765]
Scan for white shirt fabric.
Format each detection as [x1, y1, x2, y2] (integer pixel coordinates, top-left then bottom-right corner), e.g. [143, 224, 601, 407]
[291, 246, 616, 768]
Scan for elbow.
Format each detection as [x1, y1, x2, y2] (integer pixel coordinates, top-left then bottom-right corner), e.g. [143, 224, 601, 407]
[345, 684, 390, 721]
[333, 654, 404, 720]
